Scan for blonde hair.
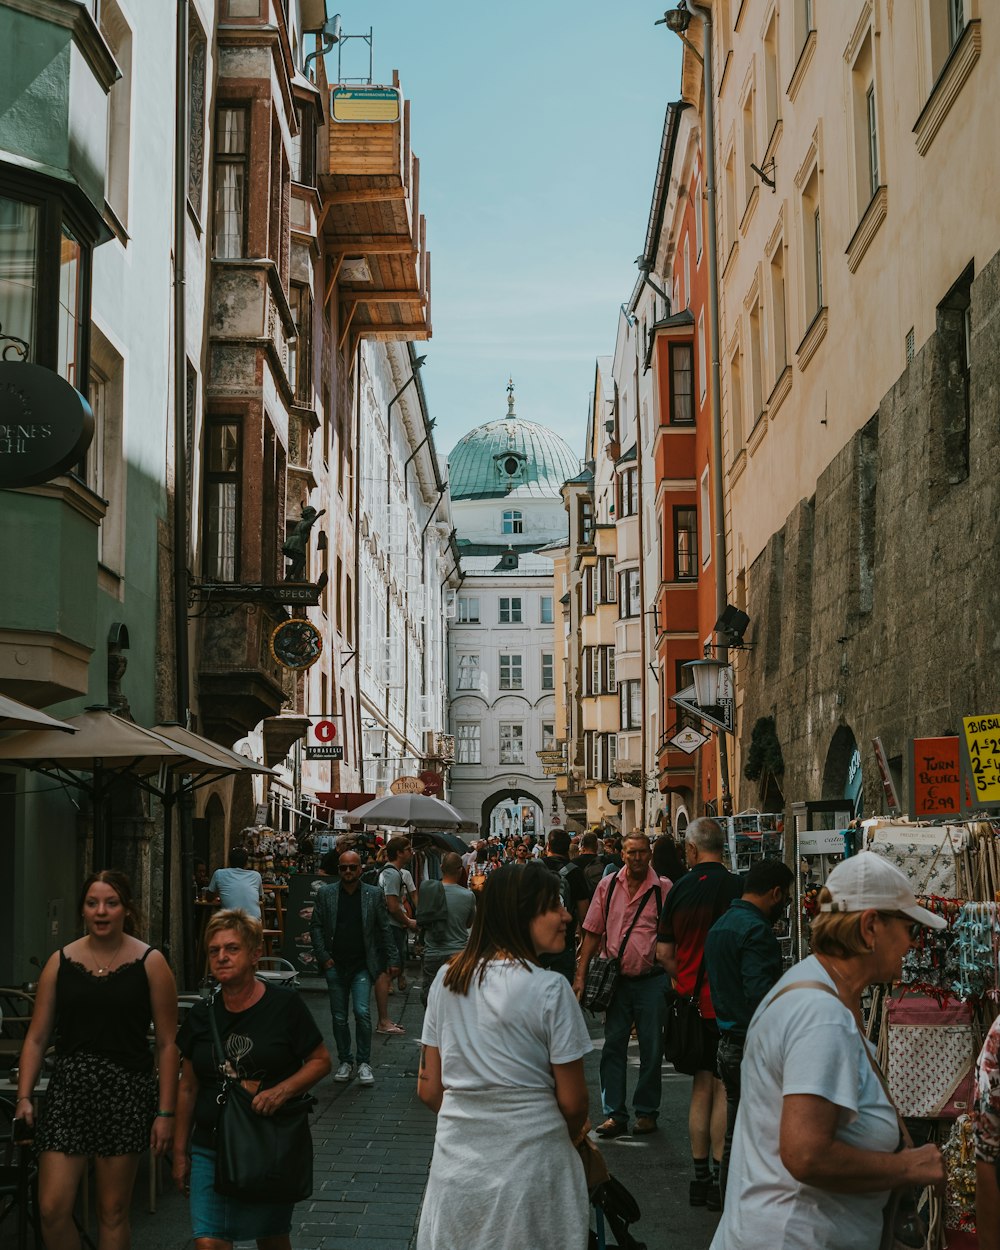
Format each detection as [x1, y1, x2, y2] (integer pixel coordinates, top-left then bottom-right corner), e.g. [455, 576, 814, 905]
[205, 908, 263, 955]
[809, 887, 871, 958]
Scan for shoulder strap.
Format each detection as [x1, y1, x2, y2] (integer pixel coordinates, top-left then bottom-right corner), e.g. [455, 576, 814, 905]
[140, 945, 154, 964]
[207, 991, 227, 1074]
[616, 885, 658, 960]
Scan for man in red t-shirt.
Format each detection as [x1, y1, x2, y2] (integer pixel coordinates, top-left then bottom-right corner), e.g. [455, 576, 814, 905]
[656, 817, 741, 1211]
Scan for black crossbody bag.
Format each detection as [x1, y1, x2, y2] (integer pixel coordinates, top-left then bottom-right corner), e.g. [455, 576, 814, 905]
[206, 991, 315, 1205]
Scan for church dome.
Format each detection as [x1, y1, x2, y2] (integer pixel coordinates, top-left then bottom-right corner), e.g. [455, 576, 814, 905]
[448, 382, 580, 501]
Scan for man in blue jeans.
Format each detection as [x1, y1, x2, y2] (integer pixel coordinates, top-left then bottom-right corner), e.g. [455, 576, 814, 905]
[310, 850, 396, 1086]
[573, 833, 672, 1137]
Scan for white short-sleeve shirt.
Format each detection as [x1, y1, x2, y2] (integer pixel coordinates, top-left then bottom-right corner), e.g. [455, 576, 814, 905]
[422, 960, 592, 1091]
[711, 955, 898, 1250]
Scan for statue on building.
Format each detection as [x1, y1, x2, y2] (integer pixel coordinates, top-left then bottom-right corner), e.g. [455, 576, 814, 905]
[282, 505, 325, 581]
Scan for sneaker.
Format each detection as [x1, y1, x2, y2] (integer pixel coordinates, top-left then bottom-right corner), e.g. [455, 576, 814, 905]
[689, 1178, 709, 1207]
[357, 1063, 375, 1086]
[706, 1180, 722, 1212]
[333, 1062, 352, 1082]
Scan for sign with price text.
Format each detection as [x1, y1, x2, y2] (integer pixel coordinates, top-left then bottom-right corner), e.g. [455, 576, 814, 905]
[909, 736, 961, 817]
[961, 714, 1000, 810]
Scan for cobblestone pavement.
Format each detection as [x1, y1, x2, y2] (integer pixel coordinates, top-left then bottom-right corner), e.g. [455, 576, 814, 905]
[23, 977, 721, 1250]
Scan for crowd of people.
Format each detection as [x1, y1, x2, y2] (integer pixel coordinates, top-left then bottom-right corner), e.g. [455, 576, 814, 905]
[11, 823, 1000, 1250]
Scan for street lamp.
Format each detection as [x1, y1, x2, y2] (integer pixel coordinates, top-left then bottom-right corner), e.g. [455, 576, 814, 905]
[683, 658, 726, 709]
[657, 1, 692, 33]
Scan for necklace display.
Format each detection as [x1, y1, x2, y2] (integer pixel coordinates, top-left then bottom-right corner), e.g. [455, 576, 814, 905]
[88, 935, 125, 976]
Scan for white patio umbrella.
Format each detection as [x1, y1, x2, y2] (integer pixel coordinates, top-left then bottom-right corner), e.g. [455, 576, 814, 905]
[348, 792, 469, 830]
[0, 693, 77, 733]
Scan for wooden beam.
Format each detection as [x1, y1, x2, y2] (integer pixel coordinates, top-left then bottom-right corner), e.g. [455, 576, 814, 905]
[338, 301, 358, 352]
[351, 322, 431, 339]
[338, 290, 427, 304]
[324, 254, 345, 308]
[325, 236, 417, 254]
[323, 187, 407, 206]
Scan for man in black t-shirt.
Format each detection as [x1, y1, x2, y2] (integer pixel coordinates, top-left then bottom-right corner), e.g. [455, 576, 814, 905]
[538, 829, 590, 981]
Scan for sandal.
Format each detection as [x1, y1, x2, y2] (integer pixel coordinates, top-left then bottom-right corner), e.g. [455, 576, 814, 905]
[397, 977, 408, 992]
[376, 1022, 405, 1035]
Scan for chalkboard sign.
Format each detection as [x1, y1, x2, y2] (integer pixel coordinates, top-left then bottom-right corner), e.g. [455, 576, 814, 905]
[962, 714, 1000, 809]
[280, 871, 325, 979]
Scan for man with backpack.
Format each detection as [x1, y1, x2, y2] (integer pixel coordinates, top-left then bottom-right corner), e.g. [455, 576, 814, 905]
[574, 830, 604, 897]
[379, 837, 419, 990]
[417, 852, 476, 1004]
[573, 833, 672, 1138]
[538, 828, 590, 981]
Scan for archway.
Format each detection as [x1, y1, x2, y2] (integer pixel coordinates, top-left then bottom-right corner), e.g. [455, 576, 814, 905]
[481, 787, 545, 841]
[822, 724, 863, 819]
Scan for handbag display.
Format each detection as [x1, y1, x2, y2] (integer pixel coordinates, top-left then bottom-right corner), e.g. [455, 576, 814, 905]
[581, 880, 660, 1014]
[662, 959, 708, 1076]
[885, 992, 977, 1120]
[207, 992, 316, 1205]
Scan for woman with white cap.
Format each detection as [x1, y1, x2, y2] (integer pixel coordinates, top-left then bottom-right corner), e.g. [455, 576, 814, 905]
[711, 851, 946, 1249]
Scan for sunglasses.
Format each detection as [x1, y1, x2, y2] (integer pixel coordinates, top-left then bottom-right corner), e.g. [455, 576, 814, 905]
[879, 912, 923, 941]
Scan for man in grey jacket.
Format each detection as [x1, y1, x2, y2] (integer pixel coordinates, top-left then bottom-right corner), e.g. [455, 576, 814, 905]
[310, 849, 397, 1086]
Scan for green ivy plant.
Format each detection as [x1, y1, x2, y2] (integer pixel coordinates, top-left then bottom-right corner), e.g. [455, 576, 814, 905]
[744, 716, 784, 783]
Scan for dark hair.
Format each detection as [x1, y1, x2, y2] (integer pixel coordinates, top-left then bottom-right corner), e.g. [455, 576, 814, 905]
[229, 847, 249, 868]
[444, 865, 560, 995]
[745, 858, 795, 896]
[319, 849, 340, 874]
[77, 870, 141, 936]
[440, 852, 464, 877]
[580, 832, 598, 852]
[547, 828, 570, 856]
[385, 836, 410, 861]
[652, 836, 687, 881]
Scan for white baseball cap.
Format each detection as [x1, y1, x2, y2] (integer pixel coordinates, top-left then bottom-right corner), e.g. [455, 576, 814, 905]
[820, 852, 946, 930]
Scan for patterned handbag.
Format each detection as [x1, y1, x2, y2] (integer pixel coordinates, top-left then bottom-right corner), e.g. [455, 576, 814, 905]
[885, 992, 976, 1120]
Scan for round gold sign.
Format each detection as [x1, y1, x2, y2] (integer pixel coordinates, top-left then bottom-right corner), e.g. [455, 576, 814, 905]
[389, 776, 424, 795]
[269, 618, 323, 671]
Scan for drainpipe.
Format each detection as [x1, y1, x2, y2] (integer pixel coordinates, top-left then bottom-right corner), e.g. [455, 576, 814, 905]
[352, 345, 365, 792]
[632, 339, 648, 835]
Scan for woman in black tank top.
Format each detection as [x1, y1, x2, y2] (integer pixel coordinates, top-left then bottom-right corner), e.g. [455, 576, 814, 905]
[15, 869, 179, 1249]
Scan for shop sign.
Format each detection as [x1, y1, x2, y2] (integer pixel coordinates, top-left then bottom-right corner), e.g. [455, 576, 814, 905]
[0, 362, 94, 488]
[331, 85, 401, 123]
[910, 736, 962, 817]
[306, 744, 343, 760]
[269, 619, 323, 670]
[962, 714, 1000, 807]
[670, 727, 709, 755]
[606, 783, 627, 804]
[389, 776, 424, 794]
[799, 828, 846, 855]
[305, 718, 341, 759]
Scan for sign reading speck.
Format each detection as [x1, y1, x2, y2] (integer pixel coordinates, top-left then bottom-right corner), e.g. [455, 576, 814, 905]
[331, 85, 401, 123]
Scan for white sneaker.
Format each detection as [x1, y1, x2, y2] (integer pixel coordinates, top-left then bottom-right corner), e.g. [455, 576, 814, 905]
[357, 1063, 375, 1086]
[333, 1062, 353, 1082]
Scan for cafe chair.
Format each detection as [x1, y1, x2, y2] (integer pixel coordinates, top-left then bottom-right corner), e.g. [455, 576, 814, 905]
[0, 1094, 42, 1249]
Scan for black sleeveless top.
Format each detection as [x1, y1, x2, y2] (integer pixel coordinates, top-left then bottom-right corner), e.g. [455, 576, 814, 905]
[54, 947, 154, 1072]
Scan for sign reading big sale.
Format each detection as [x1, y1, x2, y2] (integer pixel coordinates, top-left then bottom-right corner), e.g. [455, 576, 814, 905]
[963, 714, 1000, 805]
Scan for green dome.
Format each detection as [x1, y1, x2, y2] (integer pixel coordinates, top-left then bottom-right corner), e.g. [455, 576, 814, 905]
[448, 384, 579, 501]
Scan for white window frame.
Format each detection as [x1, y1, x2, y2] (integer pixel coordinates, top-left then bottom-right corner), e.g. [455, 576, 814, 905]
[499, 722, 525, 765]
[541, 722, 556, 751]
[499, 654, 523, 690]
[456, 653, 481, 691]
[457, 595, 480, 623]
[541, 652, 554, 690]
[540, 595, 554, 624]
[499, 597, 523, 624]
[455, 722, 481, 764]
[700, 469, 712, 568]
[501, 508, 523, 535]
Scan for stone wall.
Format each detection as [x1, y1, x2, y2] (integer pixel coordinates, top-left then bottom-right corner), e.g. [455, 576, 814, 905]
[737, 247, 1000, 820]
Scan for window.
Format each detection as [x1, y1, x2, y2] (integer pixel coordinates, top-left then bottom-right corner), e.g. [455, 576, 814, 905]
[578, 498, 595, 545]
[697, 312, 707, 400]
[675, 660, 700, 729]
[866, 85, 879, 199]
[581, 646, 593, 696]
[598, 556, 617, 603]
[618, 469, 637, 517]
[749, 292, 764, 422]
[57, 225, 84, 387]
[213, 107, 248, 258]
[501, 508, 523, 535]
[619, 680, 641, 731]
[585, 731, 617, 781]
[794, 0, 815, 55]
[670, 343, 695, 423]
[590, 645, 618, 694]
[724, 150, 737, 258]
[539, 595, 554, 624]
[0, 196, 39, 356]
[499, 722, 525, 765]
[582, 566, 595, 615]
[619, 569, 641, 618]
[802, 169, 824, 320]
[457, 596, 480, 623]
[949, 0, 966, 49]
[456, 722, 481, 765]
[541, 652, 554, 690]
[456, 653, 481, 690]
[674, 507, 698, 580]
[287, 283, 311, 404]
[763, 15, 779, 145]
[203, 420, 241, 581]
[729, 347, 744, 454]
[694, 174, 703, 259]
[742, 87, 756, 208]
[700, 470, 711, 567]
[499, 597, 522, 624]
[814, 207, 824, 310]
[100, 0, 132, 227]
[683, 235, 691, 307]
[188, 15, 207, 215]
[290, 104, 316, 186]
[851, 32, 879, 218]
[542, 722, 556, 751]
[499, 654, 523, 690]
[769, 244, 788, 377]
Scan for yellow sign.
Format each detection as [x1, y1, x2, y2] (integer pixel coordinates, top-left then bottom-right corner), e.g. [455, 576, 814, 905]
[331, 86, 401, 123]
[962, 714, 1000, 804]
[389, 776, 424, 795]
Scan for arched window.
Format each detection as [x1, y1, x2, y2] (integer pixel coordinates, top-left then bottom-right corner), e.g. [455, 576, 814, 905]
[502, 509, 523, 535]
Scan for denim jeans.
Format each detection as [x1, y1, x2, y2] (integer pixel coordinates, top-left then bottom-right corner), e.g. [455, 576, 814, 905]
[600, 970, 668, 1123]
[325, 965, 372, 1065]
[716, 1031, 745, 1205]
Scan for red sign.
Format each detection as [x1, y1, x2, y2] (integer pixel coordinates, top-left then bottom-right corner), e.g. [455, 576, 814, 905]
[314, 720, 337, 742]
[910, 736, 962, 817]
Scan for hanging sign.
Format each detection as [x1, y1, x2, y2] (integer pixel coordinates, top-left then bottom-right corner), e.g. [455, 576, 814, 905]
[306, 718, 341, 759]
[0, 362, 94, 488]
[909, 735, 962, 817]
[306, 744, 343, 761]
[389, 776, 424, 794]
[331, 85, 401, 123]
[269, 618, 323, 670]
[961, 714, 1000, 807]
[670, 726, 710, 754]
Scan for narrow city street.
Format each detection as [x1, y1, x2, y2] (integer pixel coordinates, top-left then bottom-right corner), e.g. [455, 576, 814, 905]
[116, 982, 719, 1250]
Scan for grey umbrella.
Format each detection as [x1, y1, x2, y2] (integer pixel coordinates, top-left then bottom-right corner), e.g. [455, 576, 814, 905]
[0, 694, 77, 733]
[348, 793, 469, 830]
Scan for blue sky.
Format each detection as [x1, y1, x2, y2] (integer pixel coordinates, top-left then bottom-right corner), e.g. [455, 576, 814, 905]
[328, 2, 683, 458]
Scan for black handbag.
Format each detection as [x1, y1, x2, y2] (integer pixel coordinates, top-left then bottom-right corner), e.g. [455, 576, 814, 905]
[207, 992, 315, 1205]
[581, 881, 660, 1014]
[662, 959, 708, 1075]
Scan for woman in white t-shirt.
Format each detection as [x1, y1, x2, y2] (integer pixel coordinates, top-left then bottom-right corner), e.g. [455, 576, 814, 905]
[712, 853, 946, 1250]
[416, 864, 593, 1250]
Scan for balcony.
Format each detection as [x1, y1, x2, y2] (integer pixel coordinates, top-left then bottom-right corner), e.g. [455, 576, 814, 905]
[320, 77, 431, 352]
[198, 603, 290, 747]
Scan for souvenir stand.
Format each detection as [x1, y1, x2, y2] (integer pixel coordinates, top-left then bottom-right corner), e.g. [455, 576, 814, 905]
[723, 812, 793, 962]
[858, 818, 1000, 1247]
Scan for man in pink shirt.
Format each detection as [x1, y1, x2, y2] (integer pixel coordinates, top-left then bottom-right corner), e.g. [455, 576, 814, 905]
[573, 832, 672, 1137]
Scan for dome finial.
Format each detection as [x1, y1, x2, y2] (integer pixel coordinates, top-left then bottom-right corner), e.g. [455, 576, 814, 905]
[506, 377, 516, 420]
